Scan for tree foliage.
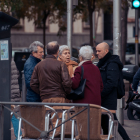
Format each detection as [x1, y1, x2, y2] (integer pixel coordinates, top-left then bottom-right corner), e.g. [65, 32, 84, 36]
[0, 0, 111, 45]
[0, 0, 67, 56]
[0, 0, 130, 60]
[73, 0, 111, 47]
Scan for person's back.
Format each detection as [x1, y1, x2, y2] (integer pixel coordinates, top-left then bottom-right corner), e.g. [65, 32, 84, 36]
[71, 46, 103, 105]
[30, 41, 72, 135]
[30, 41, 72, 102]
[31, 55, 71, 101]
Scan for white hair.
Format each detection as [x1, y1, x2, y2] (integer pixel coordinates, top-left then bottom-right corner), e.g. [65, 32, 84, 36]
[79, 46, 93, 60]
[29, 41, 44, 53]
[59, 45, 70, 55]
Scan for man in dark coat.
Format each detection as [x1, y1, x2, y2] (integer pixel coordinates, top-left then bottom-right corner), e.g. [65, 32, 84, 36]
[24, 41, 44, 102]
[96, 42, 130, 140]
[132, 67, 140, 93]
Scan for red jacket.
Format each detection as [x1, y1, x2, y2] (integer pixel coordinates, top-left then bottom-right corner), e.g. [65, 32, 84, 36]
[71, 61, 103, 105]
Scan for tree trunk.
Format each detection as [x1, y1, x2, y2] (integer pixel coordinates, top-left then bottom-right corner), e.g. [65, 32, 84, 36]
[89, 9, 93, 47]
[121, 0, 128, 64]
[42, 10, 50, 58]
[87, 0, 95, 47]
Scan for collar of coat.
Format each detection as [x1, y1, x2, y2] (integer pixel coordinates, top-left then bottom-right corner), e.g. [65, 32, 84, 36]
[30, 54, 41, 63]
[97, 52, 112, 68]
[45, 54, 57, 59]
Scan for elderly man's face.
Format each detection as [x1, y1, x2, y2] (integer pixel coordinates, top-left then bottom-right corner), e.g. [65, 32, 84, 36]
[96, 44, 108, 59]
[33, 46, 44, 60]
[59, 49, 70, 63]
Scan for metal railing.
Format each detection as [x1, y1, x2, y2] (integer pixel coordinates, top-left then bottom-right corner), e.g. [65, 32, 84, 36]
[21, 71, 27, 102]
[0, 102, 91, 140]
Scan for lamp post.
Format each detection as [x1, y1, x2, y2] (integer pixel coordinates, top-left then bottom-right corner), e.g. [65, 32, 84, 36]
[67, 0, 78, 56]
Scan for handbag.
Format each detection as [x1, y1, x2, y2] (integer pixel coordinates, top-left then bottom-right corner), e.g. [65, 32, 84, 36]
[67, 65, 86, 100]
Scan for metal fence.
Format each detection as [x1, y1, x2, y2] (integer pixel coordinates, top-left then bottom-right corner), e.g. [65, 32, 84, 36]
[0, 102, 91, 140]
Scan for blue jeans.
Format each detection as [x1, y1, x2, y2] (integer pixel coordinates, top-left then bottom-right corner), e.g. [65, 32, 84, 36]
[11, 114, 22, 140]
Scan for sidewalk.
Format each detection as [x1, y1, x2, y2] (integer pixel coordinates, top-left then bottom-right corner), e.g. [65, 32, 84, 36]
[117, 109, 140, 140]
[118, 119, 140, 140]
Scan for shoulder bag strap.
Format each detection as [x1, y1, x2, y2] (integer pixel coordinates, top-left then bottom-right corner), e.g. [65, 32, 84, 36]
[80, 65, 84, 80]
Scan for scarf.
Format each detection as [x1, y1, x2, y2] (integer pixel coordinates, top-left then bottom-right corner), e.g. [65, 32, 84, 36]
[58, 57, 78, 77]
[97, 52, 112, 68]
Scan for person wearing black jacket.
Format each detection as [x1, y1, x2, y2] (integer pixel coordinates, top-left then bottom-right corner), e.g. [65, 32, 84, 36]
[96, 42, 130, 140]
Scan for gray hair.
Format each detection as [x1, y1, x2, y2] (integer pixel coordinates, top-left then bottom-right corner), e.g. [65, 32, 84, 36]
[29, 41, 44, 53]
[59, 45, 70, 55]
[79, 45, 93, 60]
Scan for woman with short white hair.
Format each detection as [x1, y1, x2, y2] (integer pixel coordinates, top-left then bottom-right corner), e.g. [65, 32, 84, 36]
[71, 45, 103, 105]
[58, 45, 78, 78]
[78, 45, 93, 66]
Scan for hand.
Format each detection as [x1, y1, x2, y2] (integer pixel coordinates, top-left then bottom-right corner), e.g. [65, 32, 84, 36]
[71, 74, 74, 78]
[133, 91, 137, 94]
[11, 105, 15, 108]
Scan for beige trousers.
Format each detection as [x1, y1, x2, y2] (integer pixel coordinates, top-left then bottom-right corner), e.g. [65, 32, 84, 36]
[42, 97, 66, 135]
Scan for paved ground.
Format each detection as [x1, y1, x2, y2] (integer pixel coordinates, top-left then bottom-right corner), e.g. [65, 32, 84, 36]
[117, 110, 140, 140]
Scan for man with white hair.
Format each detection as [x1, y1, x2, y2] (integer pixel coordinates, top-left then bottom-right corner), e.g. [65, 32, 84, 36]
[96, 42, 130, 140]
[24, 41, 44, 102]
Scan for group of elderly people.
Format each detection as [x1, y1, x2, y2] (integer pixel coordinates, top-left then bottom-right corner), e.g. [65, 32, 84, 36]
[24, 41, 102, 106]
[23, 41, 102, 136]
[58, 44, 103, 105]
[23, 41, 130, 140]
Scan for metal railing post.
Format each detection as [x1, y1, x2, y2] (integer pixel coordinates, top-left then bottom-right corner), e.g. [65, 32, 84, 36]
[22, 71, 27, 102]
[0, 104, 4, 140]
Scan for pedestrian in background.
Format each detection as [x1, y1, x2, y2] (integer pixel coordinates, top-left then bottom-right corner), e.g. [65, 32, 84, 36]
[132, 67, 140, 93]
[24, 41, 44, 102]
[58, 45, 78, 78]
[71, 46, 103, 105]
[11, 59, 22, 140]
[96, 42, 130, 140]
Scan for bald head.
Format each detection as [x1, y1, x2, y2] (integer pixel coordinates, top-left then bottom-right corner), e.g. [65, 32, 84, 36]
[47, 41, 59, 55]
[97, 42, 109, 50]
[96, 42, 109, 59]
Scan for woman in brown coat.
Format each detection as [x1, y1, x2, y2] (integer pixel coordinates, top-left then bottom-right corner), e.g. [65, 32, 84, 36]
[58, 45, 78, 78]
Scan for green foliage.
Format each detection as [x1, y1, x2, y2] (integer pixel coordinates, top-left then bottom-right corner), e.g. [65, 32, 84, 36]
[0, 0, 66, 24]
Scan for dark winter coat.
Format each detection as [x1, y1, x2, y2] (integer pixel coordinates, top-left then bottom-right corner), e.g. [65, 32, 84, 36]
[71, 61, 103, 105]
[24, 55, 41, 102]
[132, 68, 140, 91]
[30, 55, 72, 101]
[11, 59, 20, 102]
[97, 52, 123, 110]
